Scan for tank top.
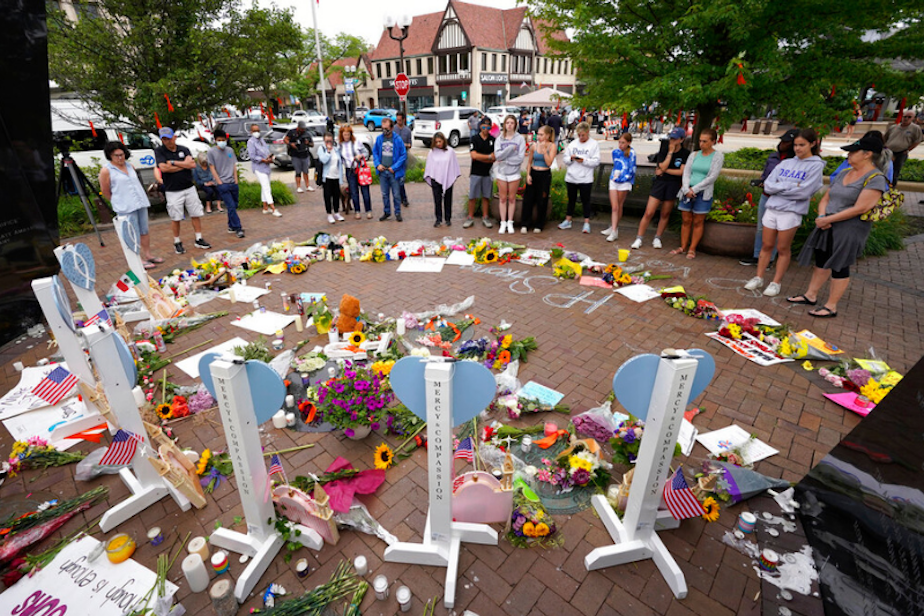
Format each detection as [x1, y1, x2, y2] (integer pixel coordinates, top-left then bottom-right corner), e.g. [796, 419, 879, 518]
[533, 147, 549, 167]
[105, 161, 149, 215]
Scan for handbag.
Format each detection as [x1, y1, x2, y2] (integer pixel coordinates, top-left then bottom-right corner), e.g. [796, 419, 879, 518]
[357, 161, 373, 186]
[859, 171, 902, 222]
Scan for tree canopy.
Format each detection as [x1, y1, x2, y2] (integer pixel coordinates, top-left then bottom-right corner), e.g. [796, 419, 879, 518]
[279, 31, 370, 107]
[528, 0, 924, 138]
[48, 0, 301, 131]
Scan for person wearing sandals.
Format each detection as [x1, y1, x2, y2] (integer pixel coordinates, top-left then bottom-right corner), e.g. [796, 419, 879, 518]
[602, 132, 636, 242]
[494, 115, 527, 234]
[99, 141, 163, 269]
[672, 128, 723, 259]
[744, 129, 824, 296]
[424, 132, 461, 227]
[339, 124, 372, 219]
[520, 125, 556, 234]
[788, 131, 888, 318]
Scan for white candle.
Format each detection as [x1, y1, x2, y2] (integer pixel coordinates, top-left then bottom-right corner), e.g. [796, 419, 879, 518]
[295, 314, 304, 332]
[327, 329, 338, 345]
[344, 249, 352, 263]
[353, 555, 368, 576]
[132, 386, 146, 408]
[229, 286, 236, 303]
[182, 553, 209, 593]
[396, 319, 406, 336]
[372, 574, 389, 600]
[272, 410, 287, 429]
[188, 536, 210, 562]
[285, 412, 296, 427]
[396, 586, 411, 612]
[521, 435, 532, 453]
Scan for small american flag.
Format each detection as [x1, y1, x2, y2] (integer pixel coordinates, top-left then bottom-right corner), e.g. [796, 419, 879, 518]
[454, 437, 474, 463]
[32, 366, 79, 405]
[100, 429, 143, 466]
[84, 309, 112, 327]
[452, 474, 466, 493]
[663, 468, 705, 520]
[268, 454, 284, 477]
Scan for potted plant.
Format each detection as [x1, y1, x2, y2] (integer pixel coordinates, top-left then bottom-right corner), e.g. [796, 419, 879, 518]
[699, 191, 759, 258]
[316, 362, 394, 439]
[305, 297, 333, 335]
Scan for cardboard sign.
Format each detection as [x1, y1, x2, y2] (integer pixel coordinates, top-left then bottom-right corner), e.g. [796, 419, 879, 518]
[705, 332, 792, 367]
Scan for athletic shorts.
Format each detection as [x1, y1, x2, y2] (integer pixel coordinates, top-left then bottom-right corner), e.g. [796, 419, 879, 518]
[762, 208, 803, 231]
[165, 186, 204, 221]
[609, 181, 633, 192]
[494, 172, 522, 184]
[649, 179, 680, 202]
[469, 175, 493, 200]
[292, 156, 311, 174]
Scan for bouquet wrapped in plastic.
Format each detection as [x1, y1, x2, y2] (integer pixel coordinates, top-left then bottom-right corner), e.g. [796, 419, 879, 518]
[506, 480, 561, 549]
[572, 403, 618, 442]
[696, 460, 790, 505]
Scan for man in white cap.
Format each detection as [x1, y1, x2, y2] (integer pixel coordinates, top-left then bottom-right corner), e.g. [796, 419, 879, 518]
[154, 127, 211, 254]
[884, 109, 922, 187]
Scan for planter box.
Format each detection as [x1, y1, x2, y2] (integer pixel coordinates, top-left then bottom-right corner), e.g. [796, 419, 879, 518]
[698, 221, 757, 258]
[488, 195, 552, 224]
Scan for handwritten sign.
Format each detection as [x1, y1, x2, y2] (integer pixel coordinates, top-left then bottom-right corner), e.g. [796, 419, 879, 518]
[0, 536, 176, 616]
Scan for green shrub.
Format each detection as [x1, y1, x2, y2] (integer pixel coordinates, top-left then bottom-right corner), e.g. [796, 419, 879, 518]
[723, 147, 924, 182]
[58, 195, 96, 238]
[238, 179, 295, 209]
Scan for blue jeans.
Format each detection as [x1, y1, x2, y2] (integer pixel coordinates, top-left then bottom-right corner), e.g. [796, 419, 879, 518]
[752, 193, 777, 260]
[217, 183, 242, 231]
[346, 169, 372, 212]
[398, 175, 408, 205]
[379, 170, 402, 216]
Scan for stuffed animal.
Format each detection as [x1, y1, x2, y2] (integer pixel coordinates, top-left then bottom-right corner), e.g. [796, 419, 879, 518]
[335, 294, 363, 333]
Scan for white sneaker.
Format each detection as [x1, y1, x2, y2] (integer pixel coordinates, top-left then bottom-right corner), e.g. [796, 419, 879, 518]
[600, 227, 612, 235]
[262, 209, 270, 215]
[307, 186, 316, 192]
[272, 210, 282, 217]
[652, 237, 662, 249]
[558, 219, 572, 230]
[296, 187, 304, 193]
[606, 229, 618, 242]
[533, 228, 541, 234]
[328, 214, 336, 224]
[507, 221, 515, 233]
[521, 227, 527, 234]
[582, 222, 591, 234]
[499, 222, 507, 235]
[763, 282, 781, 297]
[744, 276, 763, 291]
[335, 213, 345, 221]
[630, 237, 643, 249]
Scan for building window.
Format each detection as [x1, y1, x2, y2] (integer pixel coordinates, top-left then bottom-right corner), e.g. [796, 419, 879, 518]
[417, 58, 423, 75]
[449, 54, 458, 73]
[376, 63, 382, 79]
[439, 55, 447, 73]
[395, 61, 401, 75]
[481, 53, 487, 71]
[428, 57, 434, 74]
[386, 62, 391, 78]
[461, 53, 469, 71]
[544, 58, 548, 74]
[501, 55, 507, 72]
[492, 54, 497, 71]
[564, 60, 569, 74]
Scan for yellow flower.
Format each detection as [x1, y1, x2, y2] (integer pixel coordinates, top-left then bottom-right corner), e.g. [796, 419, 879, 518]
[482, 249, 499, 264]
[779, 337, 793, 357]
[534, 522, 550, 536]
[373, 443, 394, 470]
[860, 379, 887, 404]
[522, 521, 536, 537]
[802, 361, 814, 371]
[371, 360, 395, 376]
[11, 441, 27, 457]
[701, 497, 720, 523]
[196, 449, 212, 475]
[569, 455, 593, 472]
[348, 331, 366, 346]
[727, 323, 742, 340]
[501, 335, 512, 349]
[155, 403, 173, 421]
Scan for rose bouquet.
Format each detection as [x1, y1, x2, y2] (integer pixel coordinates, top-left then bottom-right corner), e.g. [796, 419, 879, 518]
[572, 406, 618, 442]
[490, 391, 570, 420]
[316, 362, 394, 437]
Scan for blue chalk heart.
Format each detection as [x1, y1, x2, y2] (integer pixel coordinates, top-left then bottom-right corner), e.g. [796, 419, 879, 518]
[389, 357, 496, 426]
[612, 349, 715, 421]
[199, 353, 285, 424]
[118, 217, 141, 255]
[51, 275, 75, 331]
[59, 243, 96, 290]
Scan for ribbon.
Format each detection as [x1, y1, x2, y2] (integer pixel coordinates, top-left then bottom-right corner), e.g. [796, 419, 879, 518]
[224, 108, 231, 117]
[736, 63, 746, 85]
[118, 132, 125, 145]
[534, 429, 569, 449]
[154, 112, 162, 129]
[163, 93, 174, 112]
[88, 120, 97, 137]
[200, 467, 224, 490]
[63, 423, 108, 443]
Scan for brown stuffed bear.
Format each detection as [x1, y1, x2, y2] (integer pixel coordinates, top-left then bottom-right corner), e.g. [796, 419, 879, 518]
[335, 294, 363, 333]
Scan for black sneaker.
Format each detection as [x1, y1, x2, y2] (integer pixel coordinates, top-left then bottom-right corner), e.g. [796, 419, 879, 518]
[379, 214, 391, 221]
[396, 214, 403, 222]
[738, 257, 759, 266]
[174, 241, 186, 254]
[194, 238, 212, 249]
[445, 220, 451, 226]
[434, 221, 441, 228]
[402, 201, 410, 208]
[236, 230, 245, 238]
[228, 228, 235, 234]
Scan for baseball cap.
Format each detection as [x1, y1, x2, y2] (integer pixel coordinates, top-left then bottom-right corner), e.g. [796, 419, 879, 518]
[297, 121, 307, 129]
[842, 131, 884, 154]
[779, 128, 800, 142]
[668, 127, 685, 140]
[158, 127, 175, 139]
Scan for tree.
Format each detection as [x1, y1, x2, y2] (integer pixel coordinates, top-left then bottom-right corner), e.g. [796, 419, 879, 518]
[278, 31, 369, 108]
[528, 0, 924, 141]
[47, 0, 301, 131]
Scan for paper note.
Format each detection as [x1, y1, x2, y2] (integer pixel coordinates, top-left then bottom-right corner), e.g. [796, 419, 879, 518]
[445, 251, 475, 266]
[519, 249, 551, 267]
[217, 284, 269, 303]
[396, 257, 446, 273]
[705, 332, 792, 366]
[615, 284, 662, 303]
[175, 336, 248, 378]
[517, 381, 565, 406]
[231, 310, 296, 336]
[696, 424, 779, 463]
[0, 364, 78, 419]
[719, 309, 781, 326]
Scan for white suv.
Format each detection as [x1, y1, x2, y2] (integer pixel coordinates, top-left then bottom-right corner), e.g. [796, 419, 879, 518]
[413, 106, 481, 148]
[486, 105, 522, 129]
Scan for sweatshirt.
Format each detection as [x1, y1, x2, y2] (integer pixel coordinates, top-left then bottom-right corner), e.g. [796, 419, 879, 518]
[493, 133, 527, 177]
[563, 137, 600, 184]
[763, 155, 824, 215]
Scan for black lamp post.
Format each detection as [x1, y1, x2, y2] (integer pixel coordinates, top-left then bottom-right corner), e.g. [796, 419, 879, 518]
[384, 14, 412, 118]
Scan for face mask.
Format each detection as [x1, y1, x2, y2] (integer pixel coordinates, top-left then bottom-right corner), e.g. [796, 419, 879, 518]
[252, 132, 261, 139]
[217, 141, 227, 149]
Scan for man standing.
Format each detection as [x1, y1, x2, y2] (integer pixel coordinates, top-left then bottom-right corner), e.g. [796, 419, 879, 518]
[464, 117, 496, 229]
[284, 121, 315, 193]
[566, 107, 580, 139]
[885, 109, 922, 186]
[467, 110, 482, 136]
[208, 129, 244, 239]
[154, 127, 210, 254]
[547, 109, 563, 145]
[372, 117, 407, 222]
[395, 112, 413, 209]
[518, 109, 531, 136]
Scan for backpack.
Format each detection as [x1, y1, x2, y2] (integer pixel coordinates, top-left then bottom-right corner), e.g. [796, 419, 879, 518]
[859, 171, 903, 222]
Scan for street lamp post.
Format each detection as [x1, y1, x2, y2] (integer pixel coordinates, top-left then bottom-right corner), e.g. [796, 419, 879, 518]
[384, 14, 412, 118]
[345, 65, 356, 124]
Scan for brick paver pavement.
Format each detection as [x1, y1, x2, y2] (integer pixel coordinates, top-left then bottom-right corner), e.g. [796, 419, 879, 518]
[1, 173, 921, 616]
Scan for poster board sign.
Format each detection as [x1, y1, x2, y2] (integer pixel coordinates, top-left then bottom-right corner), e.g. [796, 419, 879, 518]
[175, 337, 248, 378]
[396, 257, 446, 273]
[516, 381, 564, 406]
[696, 424, 778, 463]
[615, 284, 661, 303]
[0, 364, 78, 419]
[718, 309, 781, 326]
[705, 332, 792, 367]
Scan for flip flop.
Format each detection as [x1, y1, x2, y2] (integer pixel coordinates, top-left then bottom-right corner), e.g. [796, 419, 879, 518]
[147, 257, 165, 264]
[669, 247, 685, 255]
[787, 294, 817, 305]
[809, 306, 837, 318]
[143, 261, 157, 270]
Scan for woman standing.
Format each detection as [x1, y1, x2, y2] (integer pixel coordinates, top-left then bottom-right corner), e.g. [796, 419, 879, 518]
[339, 124, 372, 219]
[318, 132, 344, 224]
[603, 133, 636, 242]
[788, 131, 888, 318]
[744, 129, 824, 296]
[246, 124, 281, 216]
[672, 128, 724, 259]
[630, 127, 689, 249]
[98, 141, 163, 268]
[493, 115, 526, 234]
[520, 125, 556, 234]
[559, 122, 601, 233]
[193, 152, 222, 214]
[424, 132, 461, 227]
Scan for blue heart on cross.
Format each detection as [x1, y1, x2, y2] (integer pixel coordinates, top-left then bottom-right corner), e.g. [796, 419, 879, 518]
[59, 243, 96, 290]
[51, 275, 75, 331]
[611, 349, 715, 421]
[198, 353, 286, 424]
[118, 217, 142, 255]
[389, 357, 496, 426]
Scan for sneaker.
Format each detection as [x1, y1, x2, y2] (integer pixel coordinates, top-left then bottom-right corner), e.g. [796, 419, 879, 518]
[236, 230, 245, 238]
[482, 217, 493, 228]
[194, 238, 211, 250]
[434, 221, 441, 228]
[558, 219, 572, 230]
[499, 222, 507, 235]
[463, 217, 474, 228]
[652, 237, 662, 249]
[297, 187, 304, 193]
[606, 229, 618, 242]
[174, 241, 186, 254]
[335, 213, 345, 221]
[307, 186, 316, 192]
[396, 215, 403, 222]
[228, 228, 236, 234]
[402, 201, 410, 208]
[328, 214, 336, 224]
[521, 227, 528, 234]
[273, 210, 282, 218]
[763, 282, 781, 297]
[533, 228, 541, 233]
[600, 226, 612, 235]
[582, 222, 591, 234]
[630, 237, 643, 249]
[739, 257, 759, 266]
[262, 209, 270, 215]
[379, 214, 391, 221]
[744, 276, 764, 291]
[446, 221, 451, 227]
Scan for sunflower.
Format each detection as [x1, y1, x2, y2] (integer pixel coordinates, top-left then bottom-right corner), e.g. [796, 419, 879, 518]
[348, 331, 366, 346]
[483, 249, 498, 264]
[155, 403, 173, 421]
[701, 497, 720, 523]
[196, 449, 212, 475]
[373, 443, 394, 470]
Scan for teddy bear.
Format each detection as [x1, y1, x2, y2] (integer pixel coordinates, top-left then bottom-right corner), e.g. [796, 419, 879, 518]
[335, 294, 363, 333]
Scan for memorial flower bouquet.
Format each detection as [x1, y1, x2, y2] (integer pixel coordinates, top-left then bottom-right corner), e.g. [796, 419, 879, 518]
[536, 439, 611, 492]
[490, 391, 570, 420]
[662, 290, 722, 319]
[316, 362, 394, 437]
[196, 449, 234, 493]
[467, 237, 522, 265]
[610, 418, 682, 466]
[506, 484, 560, 549]
[292, 350, 328, 374]
[5, 437, 86, 478]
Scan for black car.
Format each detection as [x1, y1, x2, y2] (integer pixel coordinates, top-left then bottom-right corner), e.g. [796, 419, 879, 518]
[212, 118, 287, 162]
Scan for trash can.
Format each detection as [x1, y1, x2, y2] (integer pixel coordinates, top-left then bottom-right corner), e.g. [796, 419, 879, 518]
[763, 119, 779, 135]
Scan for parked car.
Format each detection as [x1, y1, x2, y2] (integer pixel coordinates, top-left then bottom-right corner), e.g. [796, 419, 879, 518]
[363, 108, 415, 131]
[269, 128, 374, 168]
[413, 106, 481, 148]
[290, 109, 329, 129]
[354, 106, 370, 122]
[212, 118, 287, 161]
[485, 105, 522, 129]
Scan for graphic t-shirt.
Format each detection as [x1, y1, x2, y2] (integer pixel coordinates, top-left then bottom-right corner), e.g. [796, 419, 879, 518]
[470, 133, 495, 177]
[653, 141, 689, 188]
[285, 129, 313, 158]
[154, 145, 194, 192]
[380, 134, 394, 168]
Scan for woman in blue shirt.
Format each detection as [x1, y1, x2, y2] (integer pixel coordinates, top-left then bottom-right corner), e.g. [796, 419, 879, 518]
[604, 133, 636, 242]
